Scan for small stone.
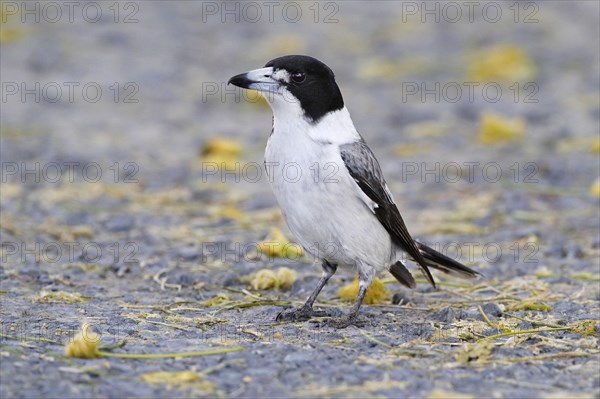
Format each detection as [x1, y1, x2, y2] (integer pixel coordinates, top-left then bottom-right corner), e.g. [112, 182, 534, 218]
[432, 307, 457, 323]
[459, 310, 480, 320]
[219, 272, 239, 287]
[104, 215, 135, 232]
[392, 292, 412, 305]
[517, 321, 533, 330]
[116, 265, 129, 277]
[38, 271, 52, 285]
[175, 274, 194, 287]
[283, 351, 311, 364]
[192, 189, 220, 202]
[20, 267, 41, 281]
[482, 328, 501, 337]
[482, 303, 502, 317]
[176, 246, 201, 260]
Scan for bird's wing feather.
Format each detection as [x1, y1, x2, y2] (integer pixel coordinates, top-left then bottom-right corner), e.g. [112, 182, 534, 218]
[339, 139, 436, 287]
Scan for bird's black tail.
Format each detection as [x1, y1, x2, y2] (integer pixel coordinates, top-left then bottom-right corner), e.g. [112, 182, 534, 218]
[388, 242, 480, 289]
[415, 241, 479, 279]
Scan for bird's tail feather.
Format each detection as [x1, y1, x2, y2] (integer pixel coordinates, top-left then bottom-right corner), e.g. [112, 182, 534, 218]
[416, 242, 479, 278]
[389, 261, 416, 288]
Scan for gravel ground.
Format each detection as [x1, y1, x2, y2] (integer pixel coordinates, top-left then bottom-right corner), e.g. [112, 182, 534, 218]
[1, 1, 599, 398]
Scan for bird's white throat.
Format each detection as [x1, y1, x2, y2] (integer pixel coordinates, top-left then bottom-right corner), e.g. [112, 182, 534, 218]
[268, 101, 361, 146]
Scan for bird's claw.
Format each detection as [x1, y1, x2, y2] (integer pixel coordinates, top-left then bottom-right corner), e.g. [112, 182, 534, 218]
[276, 306, 320, 322]
[276, 306, 343, 322]
[313, 313, 364, 329]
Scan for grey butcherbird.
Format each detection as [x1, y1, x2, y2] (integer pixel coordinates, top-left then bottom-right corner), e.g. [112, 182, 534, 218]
[229, 55, 479, 327]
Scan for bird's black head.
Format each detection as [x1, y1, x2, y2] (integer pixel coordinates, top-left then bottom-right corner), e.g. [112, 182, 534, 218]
[228, 55, 344, 123]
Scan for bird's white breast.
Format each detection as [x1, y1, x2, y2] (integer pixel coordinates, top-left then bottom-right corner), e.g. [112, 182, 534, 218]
[264, 108, 393, 269]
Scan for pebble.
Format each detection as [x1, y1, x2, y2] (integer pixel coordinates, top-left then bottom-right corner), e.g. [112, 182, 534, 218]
[175, 245, 202, 260]
[104, 215, 135, 232]
[432, 307, 458, 323]
[481, 303, 502, 317]
[392, 292, 412, 305]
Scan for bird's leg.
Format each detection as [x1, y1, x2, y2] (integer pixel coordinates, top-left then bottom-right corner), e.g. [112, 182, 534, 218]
[276, 260, 337, 322]
[304, 260, 337, 309]
[320, 267, 373, 328]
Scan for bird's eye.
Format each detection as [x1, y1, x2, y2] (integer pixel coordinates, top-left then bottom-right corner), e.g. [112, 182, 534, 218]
[291, 72, 306, 84]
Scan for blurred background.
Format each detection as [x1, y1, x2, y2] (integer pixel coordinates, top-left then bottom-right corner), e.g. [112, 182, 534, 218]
[2, 0, 598, 264]
[1, 1, 599, 397]
[2, 1, 598, 187]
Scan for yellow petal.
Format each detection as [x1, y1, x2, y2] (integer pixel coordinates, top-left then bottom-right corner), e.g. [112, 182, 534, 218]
[276, 267, 298, 290]
[258, 228, 304, 259]
[251, 267, 298, 291]
[478, 113, 526, 145]
[590, 178, 600, 198]
[338, 277, 390, 305]
[468, 45, 536, 83]
[64, 322, 101, 359]
[251, 269, 278, 290]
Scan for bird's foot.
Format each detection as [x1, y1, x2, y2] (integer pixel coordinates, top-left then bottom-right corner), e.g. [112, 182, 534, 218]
[275, 306, 341, 322]
[314, 313, 364, 329]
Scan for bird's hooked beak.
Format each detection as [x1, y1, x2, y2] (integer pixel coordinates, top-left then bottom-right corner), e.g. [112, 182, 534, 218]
[228, 67, 279, 93]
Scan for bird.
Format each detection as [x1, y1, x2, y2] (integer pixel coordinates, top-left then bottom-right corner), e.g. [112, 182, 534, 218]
[228, 55, 479, 327]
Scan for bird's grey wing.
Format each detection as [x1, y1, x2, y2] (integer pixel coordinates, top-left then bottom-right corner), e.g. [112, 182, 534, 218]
[339, 139, 436, 287]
